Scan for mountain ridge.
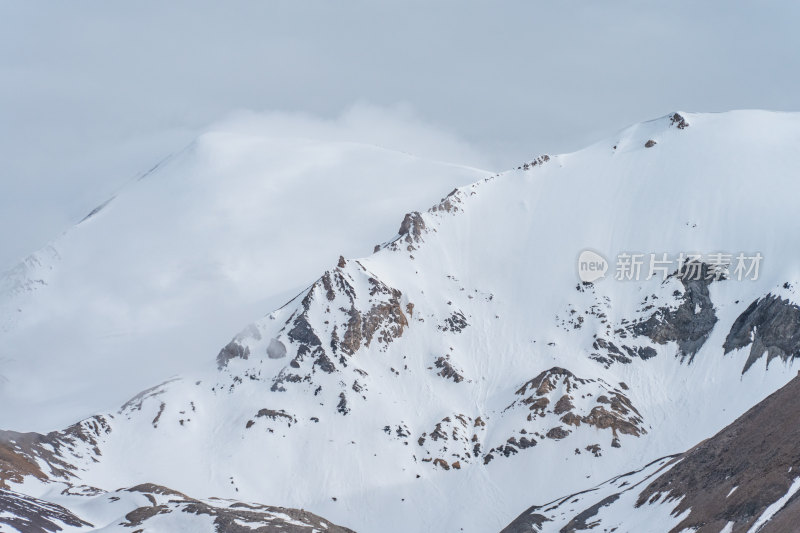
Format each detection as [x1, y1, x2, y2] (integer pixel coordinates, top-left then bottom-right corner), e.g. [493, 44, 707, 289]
[3, 110, 800, 531]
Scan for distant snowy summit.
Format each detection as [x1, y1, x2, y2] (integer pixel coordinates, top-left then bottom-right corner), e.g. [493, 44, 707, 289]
[0, 127, 491, 431]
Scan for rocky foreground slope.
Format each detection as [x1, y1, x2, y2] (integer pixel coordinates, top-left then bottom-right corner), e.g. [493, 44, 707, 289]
[503, 370, 800, 533]
[3, 111, 800, 532]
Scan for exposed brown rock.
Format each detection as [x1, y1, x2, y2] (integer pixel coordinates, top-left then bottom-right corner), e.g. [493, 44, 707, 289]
[553, 395, 574, 415]
[433, 458, 450, 470]
[546, 427, 570, 440]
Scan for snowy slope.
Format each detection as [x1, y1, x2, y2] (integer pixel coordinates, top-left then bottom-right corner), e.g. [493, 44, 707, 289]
[4, 111, 800, 532]
[0, 124, 491, 431]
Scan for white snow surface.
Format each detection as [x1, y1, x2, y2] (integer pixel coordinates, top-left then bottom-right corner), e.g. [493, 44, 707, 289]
[5, 110, 800, 532]
[0, 124, 491, 431]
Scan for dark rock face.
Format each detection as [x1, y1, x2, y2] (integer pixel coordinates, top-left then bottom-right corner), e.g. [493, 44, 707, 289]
[0, 489, 91, 533]
[337, 392, 350, 415]
[553, 395, 574, 415]
[439, 310, 468, 333]
[396, 211, 427, 251]
[545, 426, 570, 440]
[416, 414, 485, 470]
[255, 408, 296, 425]
[217, 341, 251, 369]
[500, 511, 550, 533]
[631, 262, 718, 362]
[723, 294, 800, 373]
[670, 112, 690, 129]
[434, 355, 465, 383]
[288, 315, 322, 347]
[561, 494, 621, 533]
[398, 211, 425, 239]
[591, 337, 657, 366]
[270, 261, 409, 394]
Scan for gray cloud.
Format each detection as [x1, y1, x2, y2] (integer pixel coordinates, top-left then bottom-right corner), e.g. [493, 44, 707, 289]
[1, 0, 799, 268]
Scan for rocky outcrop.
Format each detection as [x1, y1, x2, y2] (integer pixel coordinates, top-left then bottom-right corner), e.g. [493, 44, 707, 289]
[514, 370, 642, 436]
[590, 337, 657, 366]
[483, 367, 645, 464]
[670, 112, 689, 129]
[434, 355, 465, 383]
[246, 408, 297, 430]
[724, 294, 800, 373]
[439, 310, 468, 333]
[394, 211, 428, 252]
[630, 261, 718, 362]
[267, 260, 409, 395]
[519, 155, 551, 171]
[217, 341, 251, 369]
[418, 414, 486, 469]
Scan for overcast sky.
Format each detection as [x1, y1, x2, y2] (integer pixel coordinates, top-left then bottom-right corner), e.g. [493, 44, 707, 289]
[2, 0, 799, 270]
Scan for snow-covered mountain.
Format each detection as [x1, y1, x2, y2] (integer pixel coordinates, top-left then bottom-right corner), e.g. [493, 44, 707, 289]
[0, 124, 491, 432]
[4, 110, 800, 532]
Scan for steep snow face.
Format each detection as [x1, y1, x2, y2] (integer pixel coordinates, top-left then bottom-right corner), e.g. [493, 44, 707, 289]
[6, 110, 800, 533]
[0, 127, 491, 431]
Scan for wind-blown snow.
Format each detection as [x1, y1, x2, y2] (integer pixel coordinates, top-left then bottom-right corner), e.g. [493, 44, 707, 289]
[0, 125, 491, 431]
